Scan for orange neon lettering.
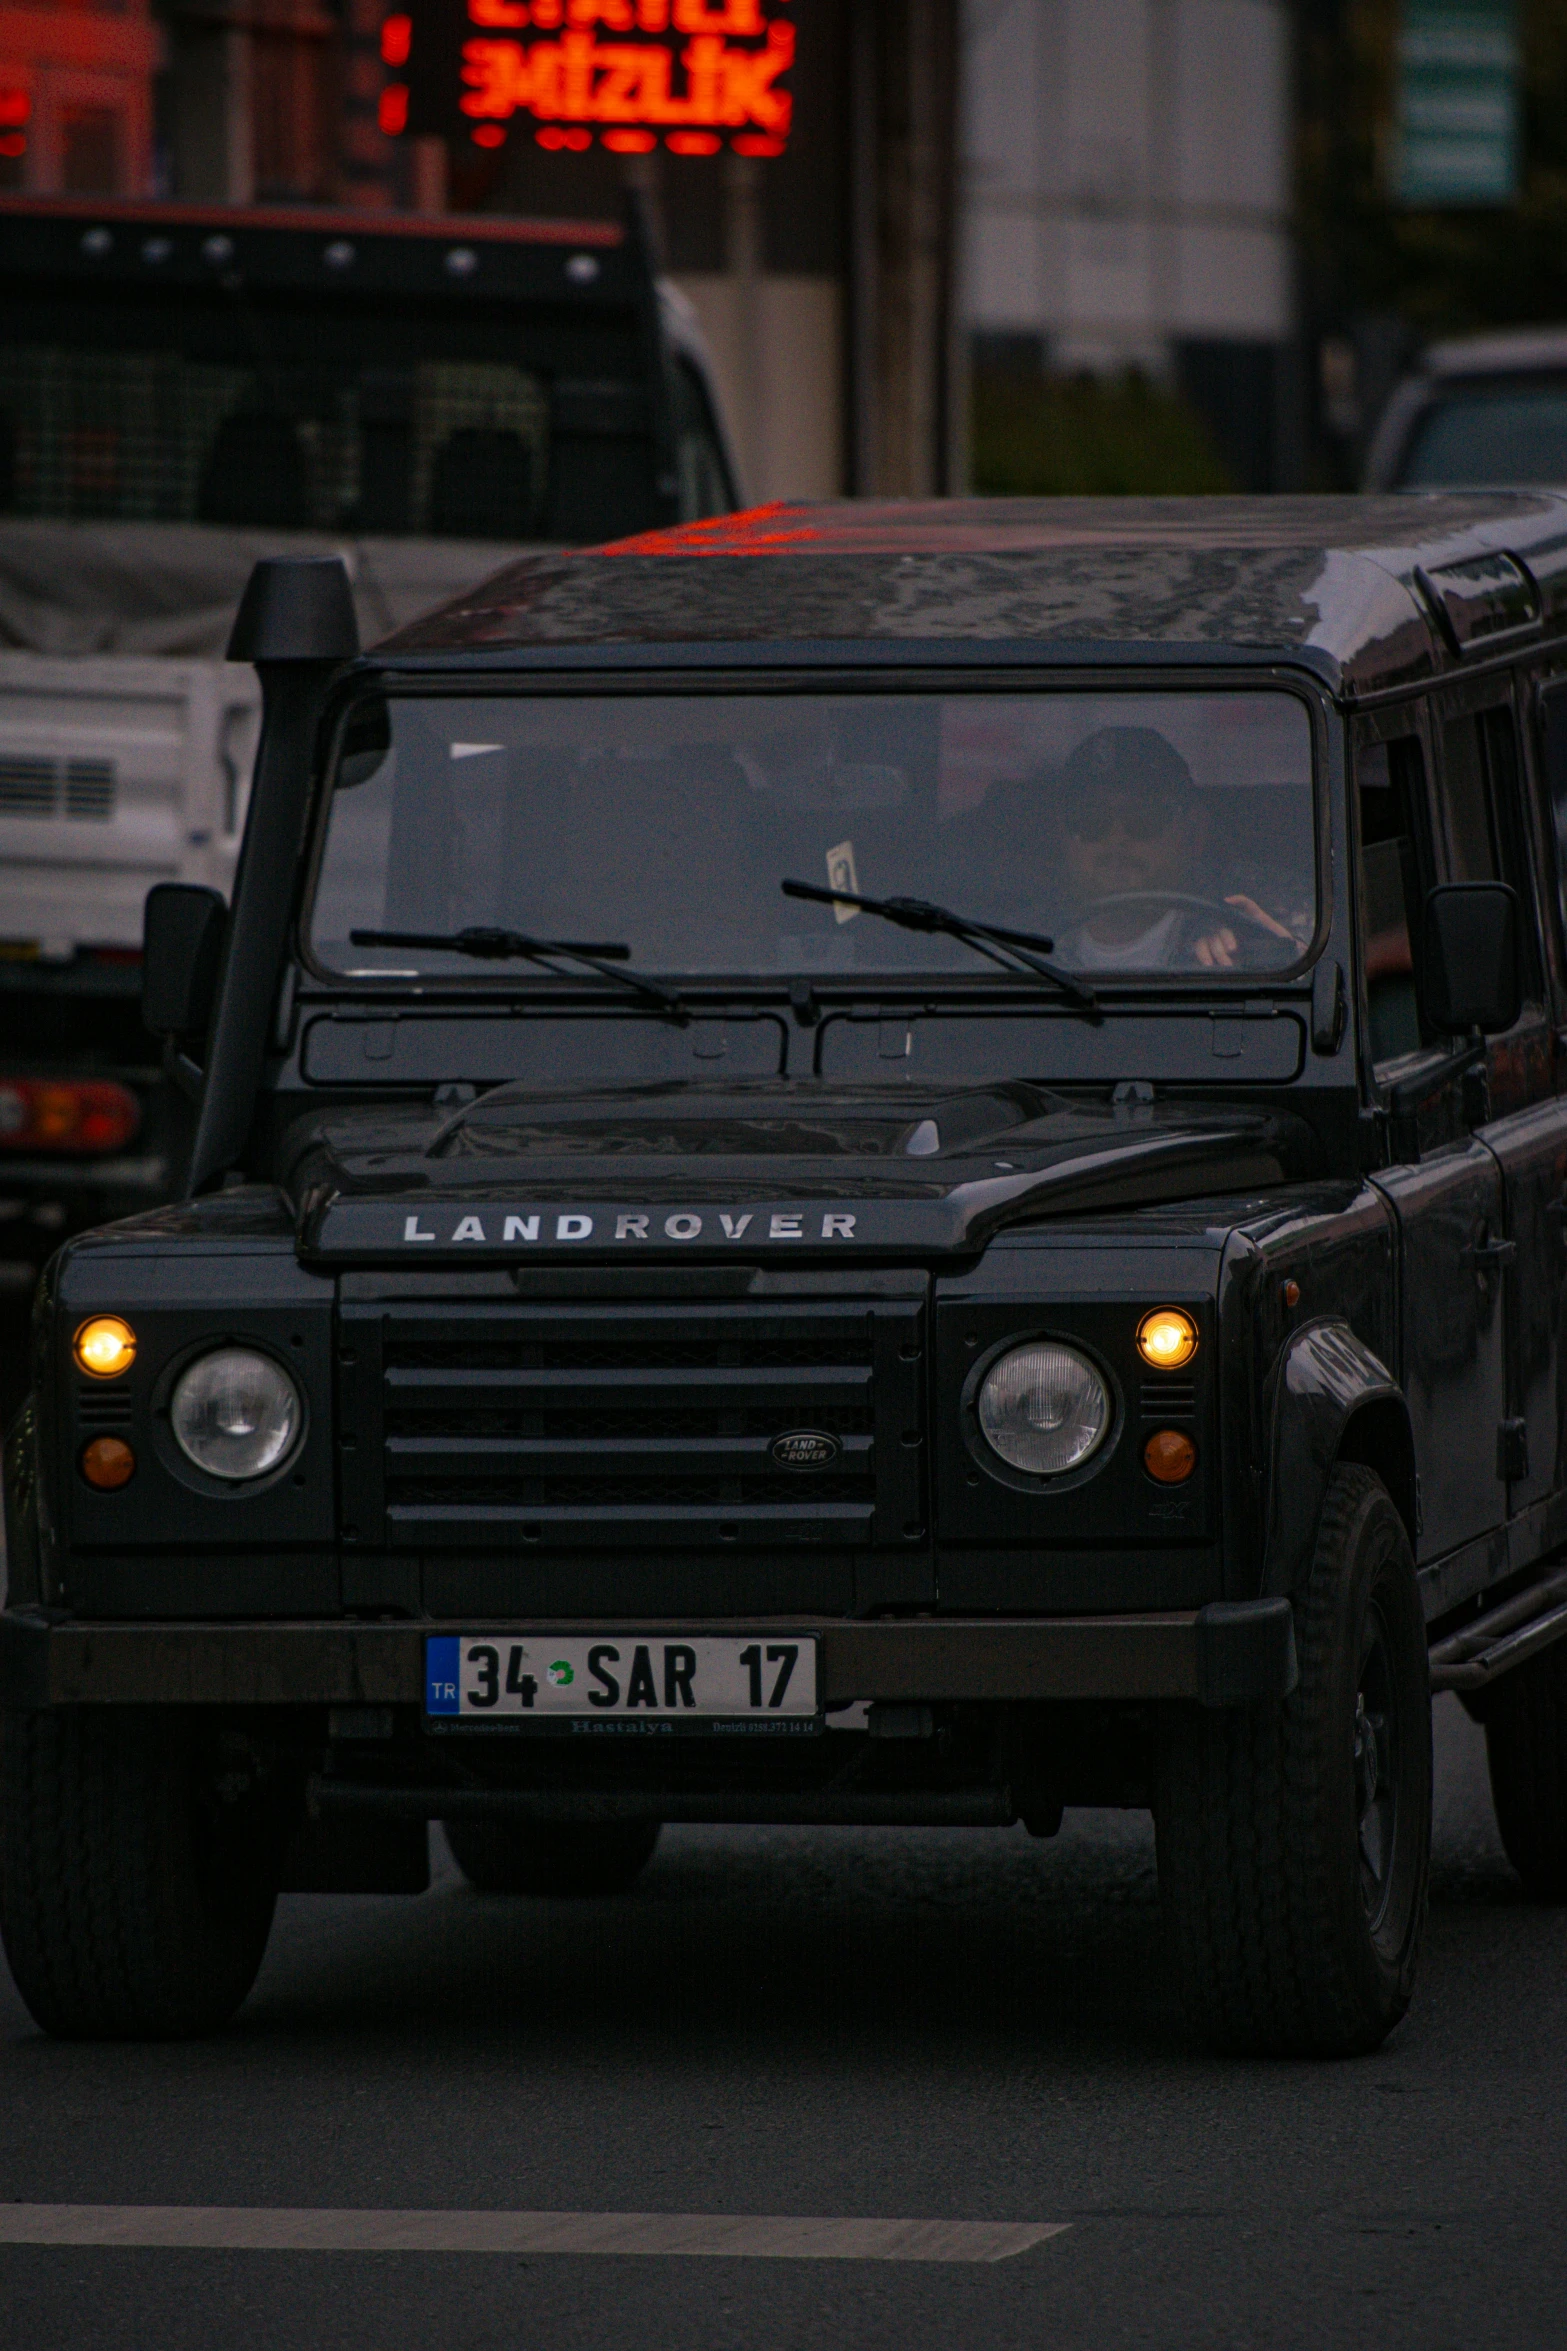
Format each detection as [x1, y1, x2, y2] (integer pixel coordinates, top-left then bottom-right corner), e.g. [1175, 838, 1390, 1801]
[679, 33, 723, 119]
[467, 0, 529, 24]
[673, 0, 763, 29]
[456, 14, 793, 135]
[460, 37, 557, 115]
[595, 43, 677, 119]
[566, 0, 636, 23]
[716, 18, 792, 127]
[558, 28, 598, 113]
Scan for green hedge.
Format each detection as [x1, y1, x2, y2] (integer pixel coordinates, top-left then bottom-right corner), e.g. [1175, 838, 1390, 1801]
[971, 369, 1232, 496]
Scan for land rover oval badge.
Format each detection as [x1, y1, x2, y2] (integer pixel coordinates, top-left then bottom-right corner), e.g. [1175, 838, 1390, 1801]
[770, 1430, 841, 1471]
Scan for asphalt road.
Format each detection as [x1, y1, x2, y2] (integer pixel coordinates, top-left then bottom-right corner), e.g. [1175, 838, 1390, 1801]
[1, 1694, 1563, 2351]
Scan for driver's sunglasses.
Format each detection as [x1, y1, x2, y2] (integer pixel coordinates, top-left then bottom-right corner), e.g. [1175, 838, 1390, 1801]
[1065, 791, 1178, 845]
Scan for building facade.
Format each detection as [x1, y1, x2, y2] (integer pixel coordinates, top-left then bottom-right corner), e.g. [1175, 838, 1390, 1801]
[962, 0, 1297, 486]
[0, 0, 160, 196]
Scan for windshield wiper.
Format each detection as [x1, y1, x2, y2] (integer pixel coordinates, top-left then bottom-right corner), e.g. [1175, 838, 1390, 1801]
[349, 927, 689, 1022]
[779, 881, 1099, 1013]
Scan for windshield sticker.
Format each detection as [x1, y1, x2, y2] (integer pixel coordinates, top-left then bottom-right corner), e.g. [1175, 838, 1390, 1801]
[826, 840, 860, 922]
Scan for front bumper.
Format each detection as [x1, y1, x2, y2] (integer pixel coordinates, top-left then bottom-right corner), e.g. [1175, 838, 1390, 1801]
[1, 1601, 1297, 1713]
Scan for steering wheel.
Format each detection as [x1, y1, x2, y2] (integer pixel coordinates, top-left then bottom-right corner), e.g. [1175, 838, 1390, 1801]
[1081, 890, 1284, 936]
[1076, 890, 1292, 971]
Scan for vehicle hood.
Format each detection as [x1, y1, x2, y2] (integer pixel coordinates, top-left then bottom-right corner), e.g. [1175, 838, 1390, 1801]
[290, 1081, 1318, 1264]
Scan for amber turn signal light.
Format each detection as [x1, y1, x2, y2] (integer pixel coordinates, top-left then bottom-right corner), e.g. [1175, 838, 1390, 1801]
[1144, 1429, 1197, 1484]
[1136, 1307, 1198, 1370]
[80, 1435, 135, 1490]
[73, 1315, 136, 1379]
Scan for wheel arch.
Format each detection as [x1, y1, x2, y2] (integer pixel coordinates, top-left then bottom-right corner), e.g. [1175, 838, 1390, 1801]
[1336, 1397, 1418, 1553]
[1261, 1319, 1415, 1598]
[3, 1391, 44, 1609]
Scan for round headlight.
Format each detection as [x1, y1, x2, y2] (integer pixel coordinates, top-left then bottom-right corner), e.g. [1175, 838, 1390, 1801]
[977, 1340, 1111, 1477]
[170, 1347, 302, 1482]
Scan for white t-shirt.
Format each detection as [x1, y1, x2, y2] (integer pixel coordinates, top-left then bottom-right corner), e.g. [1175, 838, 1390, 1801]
[1068, 908, 1182, 971]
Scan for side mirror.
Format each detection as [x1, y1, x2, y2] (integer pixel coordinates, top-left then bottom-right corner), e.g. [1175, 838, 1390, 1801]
[143, 883, 228, 1041]
[1419, 881, 1521, 1036]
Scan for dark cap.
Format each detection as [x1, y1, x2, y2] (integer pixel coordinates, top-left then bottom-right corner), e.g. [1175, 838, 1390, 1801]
[1060, 726, 1195, 800]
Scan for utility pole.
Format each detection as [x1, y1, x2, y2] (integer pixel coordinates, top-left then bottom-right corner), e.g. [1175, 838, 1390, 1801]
[847, 0, 961, 496]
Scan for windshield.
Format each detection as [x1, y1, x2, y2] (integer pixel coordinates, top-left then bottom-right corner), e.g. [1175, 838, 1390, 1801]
[1399, 379, 1567, 486]
[310, 689, 1317, 983]
[0, 332, 545, 537]
[0, 298, 727, 539]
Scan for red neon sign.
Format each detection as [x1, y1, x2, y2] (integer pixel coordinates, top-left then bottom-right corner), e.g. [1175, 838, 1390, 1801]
[379, 0, 795, 158]
[0, 83, 30, 158]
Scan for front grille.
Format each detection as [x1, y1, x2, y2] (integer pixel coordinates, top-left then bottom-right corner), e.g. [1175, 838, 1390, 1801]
[389, 1472, 870, 1508]
[1140, 1380, 1197, 1421]
[339, 1293, 927, 1551]
[0, 758, 54, 816]
[76, 1380, 132, 1428]
[64, 759, 115, 819]
[0, 754, 116, 821]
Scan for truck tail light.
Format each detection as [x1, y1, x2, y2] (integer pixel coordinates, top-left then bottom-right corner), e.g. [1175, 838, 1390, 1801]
[0, 1078, 141, 1154]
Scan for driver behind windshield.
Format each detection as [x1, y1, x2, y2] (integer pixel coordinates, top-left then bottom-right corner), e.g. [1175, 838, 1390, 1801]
[1054, 725, 1307, 970]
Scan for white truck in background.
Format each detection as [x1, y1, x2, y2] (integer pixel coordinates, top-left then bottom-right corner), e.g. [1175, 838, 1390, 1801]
[0, 193, 738, 1323]
[0, 547, 261, 1290]
[0, 531, 506, 1273]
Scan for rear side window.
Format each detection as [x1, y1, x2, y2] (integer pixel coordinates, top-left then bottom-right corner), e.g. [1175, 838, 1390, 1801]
[1399, 382, 1567, 487]
[1538, 684, 1567, 957]
[1357, 736, 1428, 1066]
[671, 359, 734, 521]
[0, 337, 550, 539]
[1439, 706, 1542, 1002]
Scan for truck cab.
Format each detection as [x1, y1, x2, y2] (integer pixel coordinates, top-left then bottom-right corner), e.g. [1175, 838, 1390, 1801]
[0, 192, 737, 1348]
[7, 495, 1567, 2055]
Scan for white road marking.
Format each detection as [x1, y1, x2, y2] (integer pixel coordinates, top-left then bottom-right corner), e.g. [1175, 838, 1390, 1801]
[0, 2206, 1067, 2262]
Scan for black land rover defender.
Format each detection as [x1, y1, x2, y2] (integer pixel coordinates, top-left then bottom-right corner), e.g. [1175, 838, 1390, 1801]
[6, 497, 1567, 2056]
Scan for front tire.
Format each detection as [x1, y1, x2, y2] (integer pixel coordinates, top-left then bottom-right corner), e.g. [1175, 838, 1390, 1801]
[1156, 1464, 1432, 2056]
[0, 1708, 279, 2040]
[444, 1816, 660, 1896]
[1483, 1643, 1567, 1898]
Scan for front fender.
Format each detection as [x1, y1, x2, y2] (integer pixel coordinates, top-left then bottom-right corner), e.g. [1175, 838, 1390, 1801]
[3, 1393, 43, 1609]
[1261, 1319, 1415, 1598]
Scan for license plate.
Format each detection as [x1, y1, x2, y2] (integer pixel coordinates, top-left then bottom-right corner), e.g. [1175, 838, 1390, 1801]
[425, 1633, 819, 1728]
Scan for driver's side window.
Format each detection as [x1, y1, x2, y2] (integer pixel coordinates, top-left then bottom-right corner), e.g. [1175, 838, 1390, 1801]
[1356, 732, 1432, 1070]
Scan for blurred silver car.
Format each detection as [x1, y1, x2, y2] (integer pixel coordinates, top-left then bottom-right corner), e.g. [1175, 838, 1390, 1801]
[1365, 327, 1567, 488]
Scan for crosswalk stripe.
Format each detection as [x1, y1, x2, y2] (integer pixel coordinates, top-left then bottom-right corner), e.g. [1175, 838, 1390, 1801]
[0, 2205, 1068, 2262]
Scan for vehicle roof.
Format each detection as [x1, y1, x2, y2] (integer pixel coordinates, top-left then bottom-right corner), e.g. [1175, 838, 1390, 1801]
[1422, 326, 1567, 377]
[376, 492, 1567, 697]
[0, 194, 635, 311]
[0, 192, 622, 250]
